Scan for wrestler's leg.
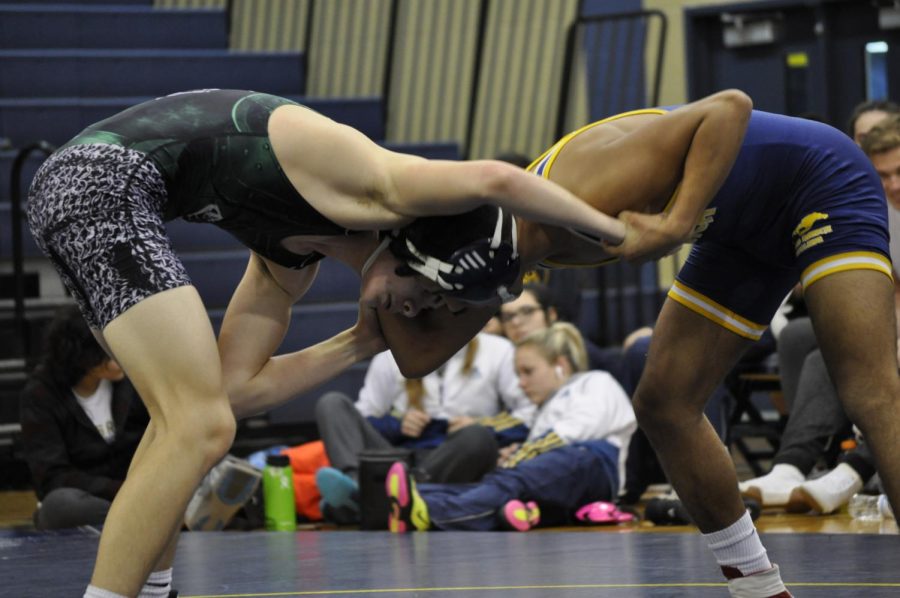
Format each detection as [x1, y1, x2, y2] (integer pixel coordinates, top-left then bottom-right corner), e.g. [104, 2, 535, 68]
[114, 419, 181, 587]
[632, 298, 753, 532]
[803, 269, 900, 515]
[89, 286, 235, 596]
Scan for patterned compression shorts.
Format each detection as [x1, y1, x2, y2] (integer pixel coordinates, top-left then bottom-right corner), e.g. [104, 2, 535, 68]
[26, 144, 191, 330]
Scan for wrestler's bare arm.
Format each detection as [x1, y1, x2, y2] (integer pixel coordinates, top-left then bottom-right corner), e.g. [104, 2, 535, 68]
[268, 104, 624, 244]
[553, 89, 752, 261]
[219, 254, 384, 418]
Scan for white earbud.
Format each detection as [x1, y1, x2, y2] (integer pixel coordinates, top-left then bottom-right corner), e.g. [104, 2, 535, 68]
[554, 365, 564, 379]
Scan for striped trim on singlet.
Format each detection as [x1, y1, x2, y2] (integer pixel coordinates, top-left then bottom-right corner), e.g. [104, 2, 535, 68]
[667, 281, 769, 340]
[801, 251, 893, 289]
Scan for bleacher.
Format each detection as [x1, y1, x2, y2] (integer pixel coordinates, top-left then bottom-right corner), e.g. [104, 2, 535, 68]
[0, 0, 462, 482]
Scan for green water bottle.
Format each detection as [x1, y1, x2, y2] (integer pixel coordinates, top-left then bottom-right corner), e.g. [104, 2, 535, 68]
[263, 454, 297, 531]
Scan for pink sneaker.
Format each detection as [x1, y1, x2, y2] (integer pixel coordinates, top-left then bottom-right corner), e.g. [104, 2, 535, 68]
[575, 501, 636, 525]
[501, 500, 540, 531]
[385, 461, 429, 532]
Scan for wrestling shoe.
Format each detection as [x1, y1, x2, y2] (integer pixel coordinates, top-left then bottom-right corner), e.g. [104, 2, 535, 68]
[787, 462, 863, 514]
[386, 461, 429, 532]
[501, 500, 540, 531]
[738, 464, 804, 508]
[724, 564, 792, 598]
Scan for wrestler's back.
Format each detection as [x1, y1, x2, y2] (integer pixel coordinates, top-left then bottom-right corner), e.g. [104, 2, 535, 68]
[536, 109, 880, 268]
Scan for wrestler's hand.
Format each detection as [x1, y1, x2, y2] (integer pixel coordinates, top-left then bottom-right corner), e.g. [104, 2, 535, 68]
[352, 304, 387, 359]
[603, 210, 687, 263]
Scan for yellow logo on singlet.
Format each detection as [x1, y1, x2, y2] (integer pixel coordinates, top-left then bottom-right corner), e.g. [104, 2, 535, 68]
[793, 212, 832, 255]
[689, 208, 717, 241]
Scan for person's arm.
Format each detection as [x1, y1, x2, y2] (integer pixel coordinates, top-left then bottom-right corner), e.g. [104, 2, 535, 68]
[219, 254, 385, 418]
[353, 351, 400, 417]
[568, 89, 753, 262]
[268, 104, 625, 244]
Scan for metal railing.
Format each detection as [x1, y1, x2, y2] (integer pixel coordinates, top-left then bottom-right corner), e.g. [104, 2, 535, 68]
[8, 141, 55, 361]
[554, 9, 669, 344]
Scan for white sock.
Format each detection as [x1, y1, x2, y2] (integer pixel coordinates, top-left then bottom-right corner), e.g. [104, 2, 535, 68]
[704, 510, 772, 577]
[138, 568, 173, 598]
[768, 463, 804, 481]
[84, 586, 129, 598]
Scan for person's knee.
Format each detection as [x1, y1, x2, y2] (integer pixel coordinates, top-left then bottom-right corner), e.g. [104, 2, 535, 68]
[169, 399, 236, 467]
[315, 391, 354, 423]
[36, 488, 110, 530]
[632, 378, 695, 432]
[452, 424, 498, 457]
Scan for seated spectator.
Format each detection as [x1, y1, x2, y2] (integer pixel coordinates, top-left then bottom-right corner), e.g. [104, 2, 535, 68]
[738, 316, 889, 517]
[847, 99, 900, 145]
[19, 305, 148, 530]
[500, 282, 625, 378]
[314, 332, 535, 521]
[739, 102, 900, 514]
[385, 322, 636, 532]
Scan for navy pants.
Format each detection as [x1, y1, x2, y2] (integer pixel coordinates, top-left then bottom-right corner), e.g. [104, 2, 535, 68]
[419, 442, 619, 531]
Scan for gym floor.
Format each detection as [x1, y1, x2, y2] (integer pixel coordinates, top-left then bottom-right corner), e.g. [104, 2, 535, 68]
[1, 489, 896, 597]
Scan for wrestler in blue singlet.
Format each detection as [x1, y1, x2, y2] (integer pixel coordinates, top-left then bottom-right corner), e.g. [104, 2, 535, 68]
[532, 110, 891, 340]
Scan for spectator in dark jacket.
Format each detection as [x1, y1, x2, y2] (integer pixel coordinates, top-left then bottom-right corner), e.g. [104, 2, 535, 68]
[19, 305, 148, 529]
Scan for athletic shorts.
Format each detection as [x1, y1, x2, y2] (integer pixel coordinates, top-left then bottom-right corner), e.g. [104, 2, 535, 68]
[671, 167, 891, 341]
[26, 144, 191, 330]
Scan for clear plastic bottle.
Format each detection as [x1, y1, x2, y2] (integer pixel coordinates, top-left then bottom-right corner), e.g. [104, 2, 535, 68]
[848, 493, 882, 521]
[878, 494, 895, 521]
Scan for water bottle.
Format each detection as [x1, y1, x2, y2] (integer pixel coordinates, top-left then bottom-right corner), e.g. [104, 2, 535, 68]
[848, 493, 881, 521]
[263, 454, 296, 531]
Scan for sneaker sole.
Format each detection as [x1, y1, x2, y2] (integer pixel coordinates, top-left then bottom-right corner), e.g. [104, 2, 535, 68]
[502, 500, 540, 531]
[316, 468, 359, 510]
[503, 500, 532, 531]
[386, 463, 429, 532]
[787, 486, 829, 514]
[740, 485, 789, 509]
[386, 463, 409, 533]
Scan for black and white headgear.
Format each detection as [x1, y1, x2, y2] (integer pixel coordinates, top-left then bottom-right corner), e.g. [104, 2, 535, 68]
[387, 206, 521, 304]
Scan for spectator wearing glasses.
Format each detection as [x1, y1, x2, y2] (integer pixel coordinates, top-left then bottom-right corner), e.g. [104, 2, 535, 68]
[499, 282, 624, 380]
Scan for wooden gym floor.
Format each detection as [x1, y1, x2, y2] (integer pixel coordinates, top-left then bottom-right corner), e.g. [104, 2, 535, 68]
[1, 488, 897, 597]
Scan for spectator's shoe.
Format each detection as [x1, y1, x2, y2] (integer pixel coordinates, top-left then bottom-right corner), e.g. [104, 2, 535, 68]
[316, 467, 360, 513]
[386, 462, 429, 532]
[724, 564, 792, 597]
[501, 500, 540, 531]
[320, 501, 361, 526]
[574, 501, 636, 525]
[786, 462, 863, 514]
[738, 464, 804, 508]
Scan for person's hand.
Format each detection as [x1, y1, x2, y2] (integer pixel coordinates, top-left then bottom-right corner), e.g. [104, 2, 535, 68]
[448, 415, 476, 434]
[603, 210, 687, 263]
[497, 443, 521, 467]
[351, 304, 387, 359]
[401, 408, 431, 438]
